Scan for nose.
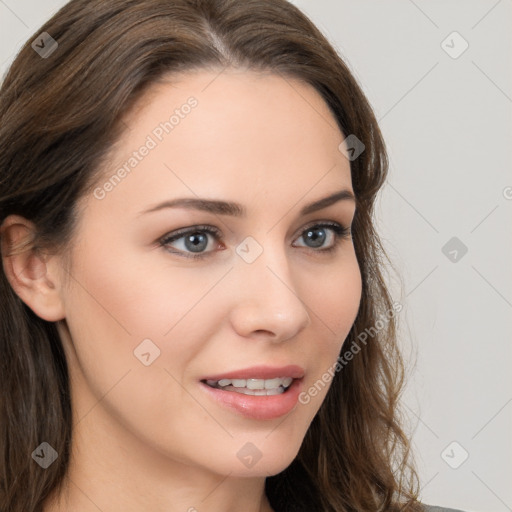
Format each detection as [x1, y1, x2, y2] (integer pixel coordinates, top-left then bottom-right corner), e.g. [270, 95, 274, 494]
[228, 242, 311, 343]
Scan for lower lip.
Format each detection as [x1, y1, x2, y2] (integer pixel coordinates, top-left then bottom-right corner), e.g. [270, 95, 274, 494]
[199, 378, 303, 420]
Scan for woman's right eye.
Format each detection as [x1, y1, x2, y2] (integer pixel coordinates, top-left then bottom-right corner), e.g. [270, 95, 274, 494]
[159, 225, 223, 260]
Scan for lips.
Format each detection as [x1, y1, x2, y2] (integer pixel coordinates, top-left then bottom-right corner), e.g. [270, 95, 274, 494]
[200, 364, 305, 381]
[199, 375, 304, 420]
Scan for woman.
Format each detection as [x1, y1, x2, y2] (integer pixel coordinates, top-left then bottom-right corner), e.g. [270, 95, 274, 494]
[0, 0, 465, 511]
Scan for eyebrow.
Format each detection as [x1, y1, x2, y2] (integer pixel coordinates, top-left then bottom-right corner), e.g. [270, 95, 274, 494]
[139, 189, 355, 218]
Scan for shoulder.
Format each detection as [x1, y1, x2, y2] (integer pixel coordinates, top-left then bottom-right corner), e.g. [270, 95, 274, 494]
[422, 504, 467, 512]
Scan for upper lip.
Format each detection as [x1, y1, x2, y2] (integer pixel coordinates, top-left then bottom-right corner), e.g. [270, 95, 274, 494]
[201, 365, 305, 381]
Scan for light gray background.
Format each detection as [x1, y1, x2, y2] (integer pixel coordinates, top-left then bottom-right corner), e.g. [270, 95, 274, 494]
[1, 1, 511, 511]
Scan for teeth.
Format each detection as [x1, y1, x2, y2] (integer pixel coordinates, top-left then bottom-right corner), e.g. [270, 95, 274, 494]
[247, 379, 264, 390]
[205, 376, 294, 394]
[213, 385, 286, 396]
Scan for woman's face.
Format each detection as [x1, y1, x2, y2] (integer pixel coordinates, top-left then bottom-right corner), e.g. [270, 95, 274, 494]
[55, 69, 362, 478]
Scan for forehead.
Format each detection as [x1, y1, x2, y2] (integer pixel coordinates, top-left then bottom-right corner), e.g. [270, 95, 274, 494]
[87, 69, 353, 218]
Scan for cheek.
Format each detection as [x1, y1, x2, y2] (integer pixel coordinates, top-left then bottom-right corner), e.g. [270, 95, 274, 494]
[60, 246, 228, 460]
[297, 253, 361, 403]
[66, 238, 223, 343]
[61, 243, 228, 402]
[307, 251, 362, 346]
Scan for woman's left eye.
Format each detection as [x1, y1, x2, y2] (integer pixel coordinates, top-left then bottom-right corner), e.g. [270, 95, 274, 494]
[158, 222, 351, 260]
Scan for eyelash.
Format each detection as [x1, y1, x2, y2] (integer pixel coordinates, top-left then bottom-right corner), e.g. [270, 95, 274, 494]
[158, 221, 352, 260]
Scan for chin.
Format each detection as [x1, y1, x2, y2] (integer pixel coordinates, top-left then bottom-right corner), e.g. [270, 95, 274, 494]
[227, 458, 296, 478]
[221, 432, 305, 478]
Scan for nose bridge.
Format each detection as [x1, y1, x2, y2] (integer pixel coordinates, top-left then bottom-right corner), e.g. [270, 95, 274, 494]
[228, 232, 311, 340]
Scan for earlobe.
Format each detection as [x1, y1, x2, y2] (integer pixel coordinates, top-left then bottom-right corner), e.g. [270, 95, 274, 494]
[0, 215, 66, 322]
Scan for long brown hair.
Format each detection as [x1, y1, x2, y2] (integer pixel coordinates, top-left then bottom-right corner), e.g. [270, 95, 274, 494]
[0, 1, 422, 510]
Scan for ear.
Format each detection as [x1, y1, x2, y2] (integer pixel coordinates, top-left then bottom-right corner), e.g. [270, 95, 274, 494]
[0, 214, 66, 321]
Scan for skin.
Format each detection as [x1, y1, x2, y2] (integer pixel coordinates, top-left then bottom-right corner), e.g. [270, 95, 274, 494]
[2, 69, 362, 512]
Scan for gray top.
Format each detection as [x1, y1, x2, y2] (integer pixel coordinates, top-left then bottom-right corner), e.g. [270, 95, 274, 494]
[423, 504, 466, 512]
